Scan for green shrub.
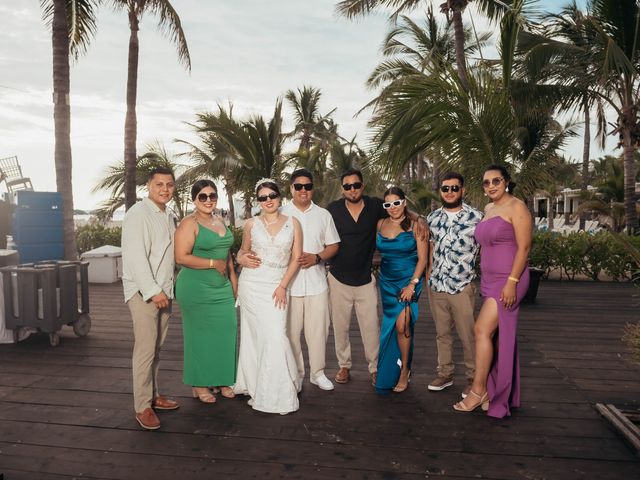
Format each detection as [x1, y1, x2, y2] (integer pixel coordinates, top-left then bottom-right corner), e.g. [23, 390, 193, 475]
[228, 225, 243, 256]
[530, 230, 639, 281]
[75, 223, 122, 255]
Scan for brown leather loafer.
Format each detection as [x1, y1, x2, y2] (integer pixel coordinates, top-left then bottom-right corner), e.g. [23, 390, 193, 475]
[135, 408, 160, 430]
[335, 367, 350, 384]
[152, 395, 179, 410]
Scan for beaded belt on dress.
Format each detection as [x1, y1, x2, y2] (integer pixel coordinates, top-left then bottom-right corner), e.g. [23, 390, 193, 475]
[261, 260, 288, 269]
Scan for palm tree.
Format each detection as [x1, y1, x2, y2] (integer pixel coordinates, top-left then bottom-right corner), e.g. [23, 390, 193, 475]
[179, 100, 290, 221]
[584, 0, 640, 232]
[335, 0, 513, 90]
[92, 141, 190, 220]
[366, 0, 575, 204]
[41, 0, 100, 260]
[519, 1, 607, 230]
[110, 0, 191, 210]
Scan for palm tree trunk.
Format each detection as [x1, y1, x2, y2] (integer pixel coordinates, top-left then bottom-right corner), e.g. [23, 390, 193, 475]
[52, 0, 77, 259]
[451, 7, 470, 91]
[622, 123, 639, 232]
[226, 189, 236, 227]
[124, 10, 139, 210]
[580, 97, 590, 231]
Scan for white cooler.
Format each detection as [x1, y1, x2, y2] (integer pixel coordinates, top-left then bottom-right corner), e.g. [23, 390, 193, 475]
[81, 245, 122, 283]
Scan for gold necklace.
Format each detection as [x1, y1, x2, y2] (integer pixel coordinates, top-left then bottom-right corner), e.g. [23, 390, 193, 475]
[390, 215, 405, 223]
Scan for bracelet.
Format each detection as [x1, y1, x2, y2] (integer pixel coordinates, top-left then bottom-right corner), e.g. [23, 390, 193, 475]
[508, 276, 519, 283]
[209, 258, 214, 269]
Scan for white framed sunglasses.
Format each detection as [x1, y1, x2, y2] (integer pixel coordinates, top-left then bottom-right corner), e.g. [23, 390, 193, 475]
[382, 199, 405, 209]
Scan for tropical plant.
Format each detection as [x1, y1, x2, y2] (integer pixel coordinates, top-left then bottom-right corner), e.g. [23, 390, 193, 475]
[584, 0, 640, 231]
[179, 100, 290, 221]
[109, 0, 191, 210]
[336, 0, 514, 90]
[40, 0, 100, 259]
[92, 141, 190, 220]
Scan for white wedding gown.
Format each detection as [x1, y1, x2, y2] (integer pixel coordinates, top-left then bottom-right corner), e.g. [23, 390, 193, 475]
[233, 215, 301, 414]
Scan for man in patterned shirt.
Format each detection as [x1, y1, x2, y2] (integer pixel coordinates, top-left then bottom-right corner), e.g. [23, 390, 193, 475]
[426, 172, 482, 398]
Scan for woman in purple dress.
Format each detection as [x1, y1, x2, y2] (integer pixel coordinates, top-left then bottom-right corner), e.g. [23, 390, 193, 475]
[453, 165, 532, 418]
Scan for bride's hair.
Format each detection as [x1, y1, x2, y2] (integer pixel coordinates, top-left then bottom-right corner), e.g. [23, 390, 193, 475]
[256, 181, 281, 197]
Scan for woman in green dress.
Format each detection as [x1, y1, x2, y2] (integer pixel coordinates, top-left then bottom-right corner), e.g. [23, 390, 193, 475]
[175, 180, 237, 403]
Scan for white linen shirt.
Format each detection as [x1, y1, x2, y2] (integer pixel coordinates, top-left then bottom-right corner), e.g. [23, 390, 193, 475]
[281, 201, 340, 297]
[121, 197, 176, 302]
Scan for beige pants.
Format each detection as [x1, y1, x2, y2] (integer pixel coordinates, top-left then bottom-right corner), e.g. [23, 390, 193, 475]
[428, 282, 476, 380]
[328, 273, 379, 374]
[287, 291, 330, 380]
[128, 293, 171, 413]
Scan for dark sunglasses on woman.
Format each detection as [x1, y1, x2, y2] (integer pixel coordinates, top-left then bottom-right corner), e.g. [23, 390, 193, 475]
[292, 183, 313, 191]
[257, 192, 280, 202]
[342, 182, 363, 191]
[382, 199, 405, 209]
[440, 185, 461, 193]
[197, 192, 218, 202]
[482, 177, 504, 188]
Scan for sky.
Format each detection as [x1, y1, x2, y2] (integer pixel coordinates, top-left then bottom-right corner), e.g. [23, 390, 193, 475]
[1, 0, 597, 210]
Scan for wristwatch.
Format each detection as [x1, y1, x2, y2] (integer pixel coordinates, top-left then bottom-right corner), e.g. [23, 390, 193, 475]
[316, 253, 322, 264]
[410, 277, 420, 285]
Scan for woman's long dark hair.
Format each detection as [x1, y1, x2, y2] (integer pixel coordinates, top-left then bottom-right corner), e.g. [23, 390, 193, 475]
[383, 186, 412, 232]
[191, 179, 217, 200]
[485, 164, 516, 194]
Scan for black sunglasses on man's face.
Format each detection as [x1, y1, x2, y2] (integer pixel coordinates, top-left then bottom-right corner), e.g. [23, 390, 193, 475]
[292, 183, 313, 191]
[440, 185, 461, 193]
[342, 182, 363, 191]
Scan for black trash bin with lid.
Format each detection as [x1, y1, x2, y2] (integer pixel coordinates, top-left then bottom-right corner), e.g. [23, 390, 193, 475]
[0, 260, 91, 346]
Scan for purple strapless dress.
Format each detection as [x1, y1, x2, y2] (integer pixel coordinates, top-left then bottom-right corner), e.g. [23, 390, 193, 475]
[474, 216, 529, 418]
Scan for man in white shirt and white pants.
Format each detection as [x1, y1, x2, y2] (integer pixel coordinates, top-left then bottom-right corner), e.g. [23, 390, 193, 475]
[281, 169, 340, 391]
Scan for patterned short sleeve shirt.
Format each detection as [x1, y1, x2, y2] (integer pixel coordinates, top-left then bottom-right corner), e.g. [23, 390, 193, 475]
[427, 203, 483, 294]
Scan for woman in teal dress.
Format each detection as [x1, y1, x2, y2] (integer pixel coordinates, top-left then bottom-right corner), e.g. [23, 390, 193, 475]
[175, 180, 237, 403]
[375, 187, 429, 393]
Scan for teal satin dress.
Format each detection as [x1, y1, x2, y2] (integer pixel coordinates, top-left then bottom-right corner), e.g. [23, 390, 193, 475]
[375, 230, 423, 393]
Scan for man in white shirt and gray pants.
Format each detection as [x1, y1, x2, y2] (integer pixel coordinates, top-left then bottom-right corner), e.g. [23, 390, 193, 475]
[281, 169, 340, 391]
[121, 167, 180, 430]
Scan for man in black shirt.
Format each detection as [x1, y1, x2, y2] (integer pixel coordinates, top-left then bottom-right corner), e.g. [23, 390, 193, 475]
[327, 168, 384, 386]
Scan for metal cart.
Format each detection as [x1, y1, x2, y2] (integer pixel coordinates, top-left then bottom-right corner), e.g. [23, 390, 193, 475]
[0, 260, 91, 346]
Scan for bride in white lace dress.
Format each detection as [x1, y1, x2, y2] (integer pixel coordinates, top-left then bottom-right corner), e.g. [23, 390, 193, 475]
[234, 179, 303, 414]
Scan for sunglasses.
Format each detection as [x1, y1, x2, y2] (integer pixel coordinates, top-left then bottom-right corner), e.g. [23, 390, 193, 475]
[257, 192, 280, 202]
[342, 182, 363, 191]
[197, 192, 218, 202]
[440, 185, 461, 193]
[482, 177, 504, 188]
[382, 199, 405, 209]
[292, 183, 313, 191]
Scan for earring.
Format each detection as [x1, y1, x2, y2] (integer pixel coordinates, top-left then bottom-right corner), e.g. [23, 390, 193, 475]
[506, 186, 509, 192]
[484, 193, 488, 197]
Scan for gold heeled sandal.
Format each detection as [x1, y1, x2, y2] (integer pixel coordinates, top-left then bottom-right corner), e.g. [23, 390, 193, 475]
[453, 390, 488, 412]
[192, 387, 216, 404]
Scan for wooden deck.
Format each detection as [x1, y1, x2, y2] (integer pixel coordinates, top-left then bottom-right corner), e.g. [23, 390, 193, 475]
[0, 280, 639, 479]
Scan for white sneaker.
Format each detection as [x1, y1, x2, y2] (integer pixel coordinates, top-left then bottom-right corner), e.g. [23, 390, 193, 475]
[310, 374, 334, 391]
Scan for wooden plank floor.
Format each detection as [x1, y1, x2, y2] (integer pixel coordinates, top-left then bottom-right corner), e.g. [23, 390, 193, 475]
[0, 281, 639, 479]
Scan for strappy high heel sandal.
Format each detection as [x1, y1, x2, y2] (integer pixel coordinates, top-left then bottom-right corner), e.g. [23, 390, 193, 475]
[192, 387, 216, 404]
[453, 390, 488, 412]
[219, 386, 236, 399]
[393, 371, 411, 393]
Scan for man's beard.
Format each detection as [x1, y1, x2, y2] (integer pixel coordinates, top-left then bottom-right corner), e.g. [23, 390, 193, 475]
[442, 197, 462, 209]
[345, 195, 362, 204]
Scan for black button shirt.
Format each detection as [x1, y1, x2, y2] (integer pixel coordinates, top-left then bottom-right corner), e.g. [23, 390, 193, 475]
[327, 195, 385, 286]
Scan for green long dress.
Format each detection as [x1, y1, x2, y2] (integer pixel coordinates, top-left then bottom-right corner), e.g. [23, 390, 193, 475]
[176, 225, 237, 387]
